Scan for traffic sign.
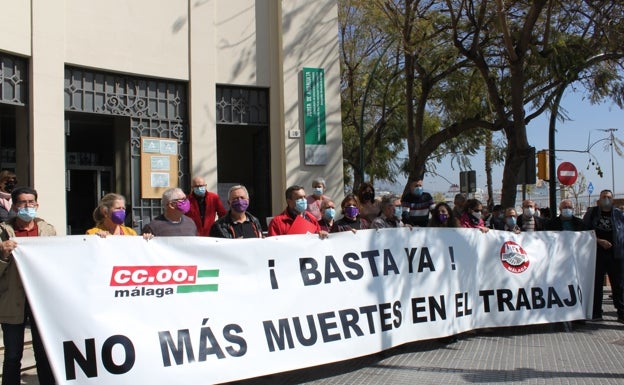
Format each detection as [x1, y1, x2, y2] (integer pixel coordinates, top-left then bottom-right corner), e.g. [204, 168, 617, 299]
[557, 162, 578, 185]
[588, 181, 594, 195]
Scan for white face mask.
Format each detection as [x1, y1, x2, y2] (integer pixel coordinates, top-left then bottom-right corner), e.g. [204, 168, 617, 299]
[523, 207, 535, 217]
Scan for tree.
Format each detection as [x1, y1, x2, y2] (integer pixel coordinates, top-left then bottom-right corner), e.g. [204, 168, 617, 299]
[339, 0, 624, 204]
[446, 0, 624, 207]
[567, 172, 588, 215]
[338, 1, 406, 189]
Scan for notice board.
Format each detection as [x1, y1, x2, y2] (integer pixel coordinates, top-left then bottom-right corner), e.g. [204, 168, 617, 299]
[140, 137, 179, 199]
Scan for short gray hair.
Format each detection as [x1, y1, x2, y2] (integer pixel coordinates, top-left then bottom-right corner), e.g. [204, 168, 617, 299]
[380, 194, 400, 209]
[228, 185, 249, 199]
[312, 177, 326, 187]
[162, 187, 185, 206]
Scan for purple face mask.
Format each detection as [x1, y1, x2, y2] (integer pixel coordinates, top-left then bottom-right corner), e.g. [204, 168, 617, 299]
[344, 206, 359, 218]
[438, 213, 449, 223]
[176, 199, 191, 214]
[230, 199, 249, 213]
[110, 210, 126, 225]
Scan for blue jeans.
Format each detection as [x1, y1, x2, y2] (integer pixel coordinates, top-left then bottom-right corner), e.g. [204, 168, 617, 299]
[1, 303, 55, 385]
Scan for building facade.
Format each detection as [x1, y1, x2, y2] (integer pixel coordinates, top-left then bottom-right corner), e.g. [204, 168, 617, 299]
[0, 0, 343, 234]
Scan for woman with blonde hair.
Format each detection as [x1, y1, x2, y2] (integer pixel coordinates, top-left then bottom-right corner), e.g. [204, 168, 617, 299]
[86, 193, 137, 236]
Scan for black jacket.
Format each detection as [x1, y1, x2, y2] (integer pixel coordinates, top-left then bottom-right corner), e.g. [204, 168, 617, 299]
[546, 215, 586, 231]
[209, 211, 263, 238]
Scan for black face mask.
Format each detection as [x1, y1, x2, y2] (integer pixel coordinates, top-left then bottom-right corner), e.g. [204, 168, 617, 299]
[3, 182, 15, 193]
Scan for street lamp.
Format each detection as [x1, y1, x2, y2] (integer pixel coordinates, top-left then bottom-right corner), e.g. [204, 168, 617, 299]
[590, 128, 619, 195]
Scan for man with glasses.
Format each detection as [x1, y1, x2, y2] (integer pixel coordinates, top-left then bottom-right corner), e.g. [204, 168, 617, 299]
[210, 185, 263, 239]
[185, 176, 226, 236]
[0, 187, 56, 385]
[142, 187, 198, 236]
[371, 194, 405, 229]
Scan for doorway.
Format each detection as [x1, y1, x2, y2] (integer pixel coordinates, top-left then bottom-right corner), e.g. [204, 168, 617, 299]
[65, 114, 130, 235]
[216, 125, 271, 229]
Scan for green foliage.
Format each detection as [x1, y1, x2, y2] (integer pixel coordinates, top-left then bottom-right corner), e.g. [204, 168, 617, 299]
[339, 0, 624, 203]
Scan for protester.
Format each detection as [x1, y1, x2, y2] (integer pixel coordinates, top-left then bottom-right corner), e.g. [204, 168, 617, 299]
[306, 177, 331, 221]
[429, 202, 460, 227]
[453, 193, 466, 219]
[401, 179, 433, 227]
[332, 194, 369, 232]
[142, 187, 198, 236]
[86, 193, 137, 237]
[0, 170, 17, 222]
[488, 204, 505, 230]
[356, 182, 380, 223]
[268, 185, 328, 238]
[582, 189, 624, 322]
[502, 207, 522, 234]
[371, 194, 405, 229]
[185, 176, 226, 236]
[210, 185, 263, 239]
[460, 199, 489, 233]
[547, 199, 585, 231]
[516, 199, 546, 231]
[318, 199, 336, 232]
[0, 187, 56, 385]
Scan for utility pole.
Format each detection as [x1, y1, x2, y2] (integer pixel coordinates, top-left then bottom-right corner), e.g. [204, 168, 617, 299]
[598, 128, 618, 195]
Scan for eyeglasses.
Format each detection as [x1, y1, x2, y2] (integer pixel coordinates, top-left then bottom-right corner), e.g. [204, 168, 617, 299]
[170, 198, 188, 204]
[15, 200, 38, 208]
[192, 184, 207, 188]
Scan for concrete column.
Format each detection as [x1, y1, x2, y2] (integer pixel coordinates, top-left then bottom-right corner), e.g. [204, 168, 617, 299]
[30, 0, 67, 234]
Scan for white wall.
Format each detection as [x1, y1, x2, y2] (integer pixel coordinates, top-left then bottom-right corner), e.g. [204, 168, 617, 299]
[280, 0, 344, 207]
[0, 0, 344, 228]
[64, 0, 189, 80]
[0, 1, 31, 56]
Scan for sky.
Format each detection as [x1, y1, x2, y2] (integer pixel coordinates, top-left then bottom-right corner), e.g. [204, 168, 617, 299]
[378, 90, 624, 201]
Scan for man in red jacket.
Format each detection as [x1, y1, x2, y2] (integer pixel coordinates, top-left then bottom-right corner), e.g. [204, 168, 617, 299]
[185, 176, 226, 236]
[268, 185, 328, 238]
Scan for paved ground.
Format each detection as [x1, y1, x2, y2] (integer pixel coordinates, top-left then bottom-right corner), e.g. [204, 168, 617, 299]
[4, 289, 624, 385]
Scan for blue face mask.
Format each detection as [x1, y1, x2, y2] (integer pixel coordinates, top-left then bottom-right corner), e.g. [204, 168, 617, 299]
[313, 187, 323, 196]
[295, 198, 307, 213]
[324, 208, 336, 220]
[561, 208, 574, 218]
[506, 217, 516, 227]
[193, 186, 206, 197]
[413, 187, 423, 196]
[17, 207, 36, 222]
[394, 206, 403, 219]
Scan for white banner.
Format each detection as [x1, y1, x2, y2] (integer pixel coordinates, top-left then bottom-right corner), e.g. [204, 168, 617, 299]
[13, 228, 595, 384]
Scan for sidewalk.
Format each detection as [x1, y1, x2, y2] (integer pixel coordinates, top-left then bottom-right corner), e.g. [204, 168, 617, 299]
[4, 289, 624, 385]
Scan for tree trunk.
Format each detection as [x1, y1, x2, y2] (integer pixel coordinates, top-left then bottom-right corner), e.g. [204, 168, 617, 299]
[485, 130, 494, 209]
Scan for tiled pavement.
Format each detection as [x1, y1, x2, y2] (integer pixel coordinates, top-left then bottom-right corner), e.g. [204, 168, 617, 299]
[4, 289, 624, 385]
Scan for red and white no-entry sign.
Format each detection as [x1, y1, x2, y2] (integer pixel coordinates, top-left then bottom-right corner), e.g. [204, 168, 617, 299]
[557, 162, 578, 185]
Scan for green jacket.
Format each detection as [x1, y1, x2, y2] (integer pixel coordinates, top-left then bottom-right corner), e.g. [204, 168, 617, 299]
[0, 217, 56, 324]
